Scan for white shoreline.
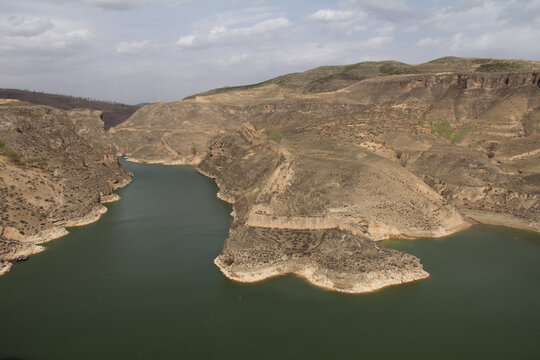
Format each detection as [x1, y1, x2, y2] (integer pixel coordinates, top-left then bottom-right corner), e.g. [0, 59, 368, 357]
[214, 256, 430, 294]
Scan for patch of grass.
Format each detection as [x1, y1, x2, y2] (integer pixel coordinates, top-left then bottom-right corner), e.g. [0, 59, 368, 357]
[204, 79, 274, 96]
[418, 116, 426, 126]
[475, 62, 520, 72]
[451, 128, 468, 143]
[6, 150, 23, 164]
[431, 120, 468, 143]
[265, 129, 283, 144]
[427, 56, 461, 64]
[472, 58, 492, 64]
[313, 74, 338, 84]
[0, 140, 52, 169]
[274, 73, 299, 85]
[311, 63, 369, 86]
[23, 158, 47, 167]
[432, 120, 454, 139]
[343, 62, 367, 72]
[219, 80, 271, 91]
[379, 63, 415, 75]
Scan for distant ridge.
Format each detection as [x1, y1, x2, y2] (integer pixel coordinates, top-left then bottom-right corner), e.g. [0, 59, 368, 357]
[0, 88, 140, 129]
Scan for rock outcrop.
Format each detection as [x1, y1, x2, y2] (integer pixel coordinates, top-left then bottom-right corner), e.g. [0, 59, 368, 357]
[0, 100, 131, 273]
[113, 57, 540, 293]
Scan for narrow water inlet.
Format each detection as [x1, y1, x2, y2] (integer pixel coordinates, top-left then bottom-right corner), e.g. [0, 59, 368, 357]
[0, 160, 539, 360]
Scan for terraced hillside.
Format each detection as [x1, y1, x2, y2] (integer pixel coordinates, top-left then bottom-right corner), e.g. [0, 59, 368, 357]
[111, 57, 539, 292]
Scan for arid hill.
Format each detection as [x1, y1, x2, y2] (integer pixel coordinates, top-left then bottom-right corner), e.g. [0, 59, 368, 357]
[0, 99, 131, 275]
[112, 57, 540, 293]
[0, 89, 140, 129]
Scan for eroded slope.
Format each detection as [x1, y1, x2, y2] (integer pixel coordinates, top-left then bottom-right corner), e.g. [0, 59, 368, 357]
[113, 57, 540, 293]
[0, 100, 131, 275]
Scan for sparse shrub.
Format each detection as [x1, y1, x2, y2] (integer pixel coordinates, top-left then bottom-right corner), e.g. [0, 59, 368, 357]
[191, 144, 198, 156]
[418, 117, 426, 126]
[0, 139, 6, 150]
[6, 150, 23, 164]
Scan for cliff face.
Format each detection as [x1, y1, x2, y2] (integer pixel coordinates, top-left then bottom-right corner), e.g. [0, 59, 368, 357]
[110, 102, 243, 165]
[113, 57, 540, 293]
[0, 100, 131, 274]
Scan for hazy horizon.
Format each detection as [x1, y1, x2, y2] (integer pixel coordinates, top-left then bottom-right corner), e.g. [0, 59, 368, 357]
[1, 0, 539, 104]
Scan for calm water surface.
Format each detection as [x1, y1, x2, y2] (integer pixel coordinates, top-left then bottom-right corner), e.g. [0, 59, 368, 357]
[1, 160, 539, 359]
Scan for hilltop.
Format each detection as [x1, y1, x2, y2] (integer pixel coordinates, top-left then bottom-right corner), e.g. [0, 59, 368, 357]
[0, 89, 140, 129]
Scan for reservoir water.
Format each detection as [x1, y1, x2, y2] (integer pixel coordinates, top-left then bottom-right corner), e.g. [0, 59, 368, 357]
[1, 161, 539, 359]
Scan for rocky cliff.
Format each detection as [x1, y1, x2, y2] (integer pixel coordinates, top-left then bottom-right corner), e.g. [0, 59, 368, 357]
[114, 57, 540, 293]
[0, 99, 131, 275]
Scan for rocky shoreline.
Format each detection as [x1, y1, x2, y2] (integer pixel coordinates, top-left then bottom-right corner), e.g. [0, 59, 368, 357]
[3, 57, 539, 294]
[0, 178, 130, 275]
[198, 158, 459, 294]
[214, 251, 430, 294]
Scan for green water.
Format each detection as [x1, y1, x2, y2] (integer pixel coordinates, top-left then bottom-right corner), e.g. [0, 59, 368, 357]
[1, 161, 539, 360]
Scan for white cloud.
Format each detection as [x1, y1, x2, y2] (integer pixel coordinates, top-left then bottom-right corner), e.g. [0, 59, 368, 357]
[347, 0, 419, 22]
[0, 30, 91, 54]
[176, 17, 291, 49]
[84, 0, 148, 11]
[0, 15, 91, 56]
[191, 7, 279, 31]
[3, 0, 540, 104]
[116, 40, 149, 54]
[449, 25, 540, 56]
[416, 37, 442, 47]
[0, 15, 54, 37]
[306, 9, 356, 22]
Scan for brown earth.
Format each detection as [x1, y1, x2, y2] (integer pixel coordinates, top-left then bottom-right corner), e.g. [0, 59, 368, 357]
[111, 57, 540, 292]
[0, 100, 131, 274]
[112, 57, 540, 293]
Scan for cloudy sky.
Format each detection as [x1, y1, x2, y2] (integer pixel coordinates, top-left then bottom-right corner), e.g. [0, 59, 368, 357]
[1, 0, 539, 104]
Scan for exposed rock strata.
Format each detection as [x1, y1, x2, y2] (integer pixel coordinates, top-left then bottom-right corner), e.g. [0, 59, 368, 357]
[0, 100, 131, 274]
[114, 57, 540, 293]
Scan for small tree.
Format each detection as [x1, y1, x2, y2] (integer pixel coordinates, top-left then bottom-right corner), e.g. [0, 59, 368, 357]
[191, 144, 198, 156]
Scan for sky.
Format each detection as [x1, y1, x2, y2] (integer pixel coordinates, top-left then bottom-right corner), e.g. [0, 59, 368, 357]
[1, 0, 539, 104]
